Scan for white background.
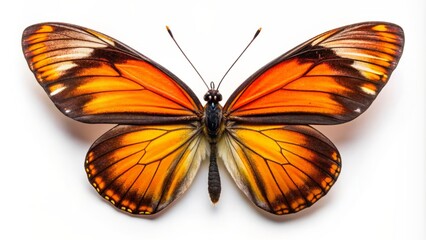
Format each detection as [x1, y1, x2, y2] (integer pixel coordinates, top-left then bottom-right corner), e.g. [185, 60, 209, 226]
[2, 0, 425, 239]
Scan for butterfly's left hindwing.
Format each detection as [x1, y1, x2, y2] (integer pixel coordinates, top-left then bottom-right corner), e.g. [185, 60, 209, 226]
[22, 23, 203, 124]
[85, 123, 208, 215]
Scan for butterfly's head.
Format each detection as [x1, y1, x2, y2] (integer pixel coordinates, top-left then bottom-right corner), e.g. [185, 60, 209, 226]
[204, 90, 222, 104]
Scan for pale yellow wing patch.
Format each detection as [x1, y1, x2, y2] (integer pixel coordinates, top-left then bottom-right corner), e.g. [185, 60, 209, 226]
[219, 124, 341, 215]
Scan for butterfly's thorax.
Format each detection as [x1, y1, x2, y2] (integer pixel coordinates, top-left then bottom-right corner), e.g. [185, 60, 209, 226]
[203, 103, 223, 140]
[203, 90, 224, 143]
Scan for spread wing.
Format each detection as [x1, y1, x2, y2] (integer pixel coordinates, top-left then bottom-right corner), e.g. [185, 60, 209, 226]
[224, 22, 404, 124]
[22, 22, 203, 124]
[85, 123, 208, 215]
[218, 124, 341, 214]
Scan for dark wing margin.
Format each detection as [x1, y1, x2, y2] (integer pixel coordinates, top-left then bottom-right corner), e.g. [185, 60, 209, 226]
[22, 22, 203, 124]
[224, 22, 404, 125]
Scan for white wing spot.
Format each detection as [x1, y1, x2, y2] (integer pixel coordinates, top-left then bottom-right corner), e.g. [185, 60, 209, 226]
[50, 85, 67, 96]
[360, 86, 376, 95]
[56, 62, 78, 73]
[68, 48, 95, 58]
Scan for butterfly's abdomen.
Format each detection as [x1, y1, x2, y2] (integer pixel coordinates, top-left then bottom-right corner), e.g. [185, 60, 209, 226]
[208, 143, 221, 203]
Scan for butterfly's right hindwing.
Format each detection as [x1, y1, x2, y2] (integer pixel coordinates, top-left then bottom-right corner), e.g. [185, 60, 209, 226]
[85, 123, 209, 215]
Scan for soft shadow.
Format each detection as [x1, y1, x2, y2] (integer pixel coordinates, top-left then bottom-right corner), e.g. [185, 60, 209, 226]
[314, 92, 393, 148]
[30, 82, 113, 144]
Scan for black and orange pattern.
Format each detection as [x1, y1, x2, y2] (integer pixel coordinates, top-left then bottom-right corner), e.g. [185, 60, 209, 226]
[22, 22, 404, 216]
[22, 23, 203, 124]
[224, 23, 404, 124]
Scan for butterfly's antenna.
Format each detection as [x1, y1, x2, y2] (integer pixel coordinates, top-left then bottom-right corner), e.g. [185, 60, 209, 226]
[216, 28, 262, 90]
[166, 26, 210, 90]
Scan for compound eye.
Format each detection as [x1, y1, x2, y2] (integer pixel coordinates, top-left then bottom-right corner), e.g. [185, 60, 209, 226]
[217, 94, 222, 101]
[203, 94, 209, 101]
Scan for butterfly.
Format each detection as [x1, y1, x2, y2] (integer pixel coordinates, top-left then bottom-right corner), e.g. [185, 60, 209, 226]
[22, 22, 404, 216]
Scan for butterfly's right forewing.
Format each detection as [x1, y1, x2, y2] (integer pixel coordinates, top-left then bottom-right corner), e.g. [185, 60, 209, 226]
[22, 22, 203, 125]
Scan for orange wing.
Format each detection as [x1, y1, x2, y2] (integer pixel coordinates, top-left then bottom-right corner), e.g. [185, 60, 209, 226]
[218, 124, 341, 214]
[22, 23, 203, 124]
[224, 22, 404, 124]
[85, 123, 208, 215]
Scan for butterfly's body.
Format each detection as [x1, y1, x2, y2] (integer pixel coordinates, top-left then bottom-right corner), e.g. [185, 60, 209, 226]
[203, 89, 224, 203]
[22, 22, 404, 216]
